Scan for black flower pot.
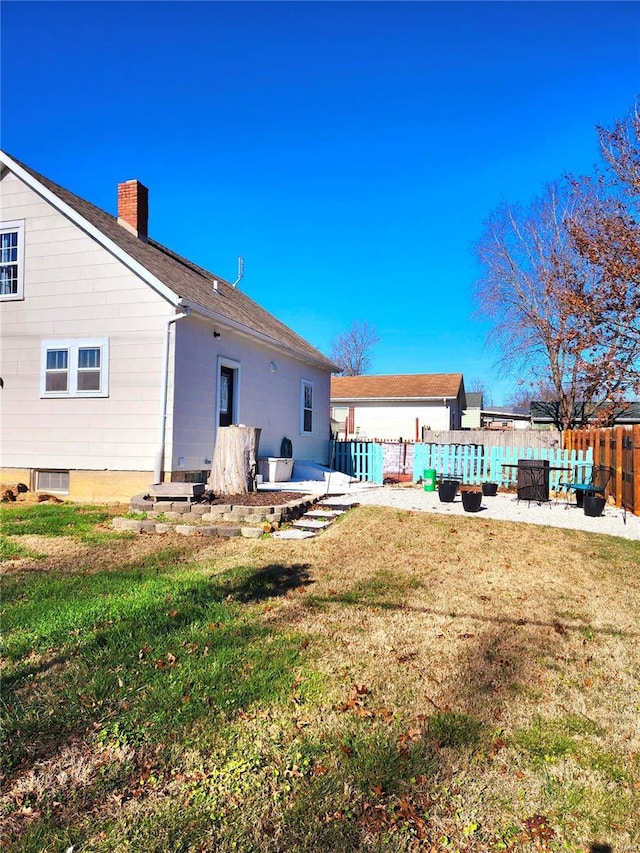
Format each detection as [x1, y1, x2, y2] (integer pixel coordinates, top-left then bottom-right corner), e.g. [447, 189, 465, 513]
[482, 482, 498, 497]
[583, 494, 606, 517]
[461, 490, 483, 513]
[438, 481, 459, 502]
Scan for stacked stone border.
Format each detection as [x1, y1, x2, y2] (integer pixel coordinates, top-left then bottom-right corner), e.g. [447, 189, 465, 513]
[111, 493, 320, 539]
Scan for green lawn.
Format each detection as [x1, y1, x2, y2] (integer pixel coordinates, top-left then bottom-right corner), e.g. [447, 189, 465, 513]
[1, 502, 639, 852]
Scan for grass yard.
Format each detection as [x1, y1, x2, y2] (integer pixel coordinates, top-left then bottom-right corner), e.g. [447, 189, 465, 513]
[1, 502, 639, 852]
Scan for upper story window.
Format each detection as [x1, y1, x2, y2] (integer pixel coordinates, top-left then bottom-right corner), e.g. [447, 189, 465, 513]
[301, 379, 313, 434]
[0, 220, 25, 301]
[40, 338, 109, 398]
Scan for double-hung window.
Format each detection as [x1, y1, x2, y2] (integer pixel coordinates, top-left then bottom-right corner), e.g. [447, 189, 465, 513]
[0, 220, 25, 301]
[301, 379, 313, 434]
[41, 338, 109, 397]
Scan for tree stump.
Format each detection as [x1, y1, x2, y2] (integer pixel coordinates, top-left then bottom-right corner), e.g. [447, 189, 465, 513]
[208, 426, 261, 495]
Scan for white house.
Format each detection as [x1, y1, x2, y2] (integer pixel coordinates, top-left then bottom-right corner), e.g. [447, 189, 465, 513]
[0, 151, 338, 502]
[330, 373, 466, 441]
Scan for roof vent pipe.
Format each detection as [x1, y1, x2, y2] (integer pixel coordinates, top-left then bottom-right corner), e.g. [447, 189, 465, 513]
[232, 256, 244, 288]
[213, 279, 218, 292]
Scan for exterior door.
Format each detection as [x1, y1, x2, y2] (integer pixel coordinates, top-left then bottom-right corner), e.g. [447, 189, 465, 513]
[219, 365, 235, 427]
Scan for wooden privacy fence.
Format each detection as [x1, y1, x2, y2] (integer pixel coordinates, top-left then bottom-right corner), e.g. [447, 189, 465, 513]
[422, 429, 562, 451]
[413, 444, 593, 489]
[564, 425, 640, 516]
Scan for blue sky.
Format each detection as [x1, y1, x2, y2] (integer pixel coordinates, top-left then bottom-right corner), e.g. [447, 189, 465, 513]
[2, 1, 638, 403]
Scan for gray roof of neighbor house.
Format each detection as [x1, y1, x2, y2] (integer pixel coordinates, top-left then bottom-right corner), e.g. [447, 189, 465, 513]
[530, 401, 640, 423]
[483, 405, 530, 418]
[331, 373, 465, 401]
[2, 152, 337, 372]
[464, 392, 483, 409]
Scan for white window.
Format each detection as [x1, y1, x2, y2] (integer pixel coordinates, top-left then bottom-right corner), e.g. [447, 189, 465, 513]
[36, 470, 70, 493]
[40, 338, 109, 398]
[0, 220, 25, 301]
[301, 379, 313, 434]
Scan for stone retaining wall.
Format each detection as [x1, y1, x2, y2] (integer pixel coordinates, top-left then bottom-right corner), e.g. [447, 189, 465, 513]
[113, 493, 318, 538]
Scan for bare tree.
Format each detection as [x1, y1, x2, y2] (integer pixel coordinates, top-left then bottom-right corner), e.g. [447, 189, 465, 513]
[474, 180, 623, 429]
[475, 102, 640, 430]
[564, 105, 640, 391]
[508, 380, 556, 411]
[466, 378, 493, 407]
[329, 321, 380, 375]
[598, 99, 640, 196]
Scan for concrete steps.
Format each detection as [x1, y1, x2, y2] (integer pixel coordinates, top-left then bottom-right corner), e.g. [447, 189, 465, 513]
[271, 495, 358, 539]
[292, 518, 333, 532]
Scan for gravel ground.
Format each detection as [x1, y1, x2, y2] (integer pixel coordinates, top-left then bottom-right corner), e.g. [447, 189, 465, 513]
[343, 483, 640, 541]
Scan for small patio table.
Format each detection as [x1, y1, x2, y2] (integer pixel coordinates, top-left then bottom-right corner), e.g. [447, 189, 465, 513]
[501, 462, 571, 505]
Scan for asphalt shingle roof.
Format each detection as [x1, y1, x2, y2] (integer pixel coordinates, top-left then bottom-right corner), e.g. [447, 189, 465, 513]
[530, 401, 640, 423]
[6, 154, 336, 371]
[331, 373, 464, 400]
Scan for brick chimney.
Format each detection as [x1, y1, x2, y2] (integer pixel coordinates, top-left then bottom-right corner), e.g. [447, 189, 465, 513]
[117, 179, 148, 238]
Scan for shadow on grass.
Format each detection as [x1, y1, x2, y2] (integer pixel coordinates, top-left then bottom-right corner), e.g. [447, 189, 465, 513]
[2, 555, 313, 774]
[307, 594, 640, 640]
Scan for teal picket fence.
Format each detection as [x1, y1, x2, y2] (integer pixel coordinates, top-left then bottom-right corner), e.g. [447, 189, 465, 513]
[413, 443, 487, 484]
[330, 440, 384, 484]
[413, 443, 593, 489]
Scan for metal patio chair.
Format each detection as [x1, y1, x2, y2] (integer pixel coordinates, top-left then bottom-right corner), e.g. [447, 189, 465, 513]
[558, 465, 611, 507]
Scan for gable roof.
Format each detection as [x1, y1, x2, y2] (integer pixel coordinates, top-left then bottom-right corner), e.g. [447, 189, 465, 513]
[331, 373, 464, 401]
[0, 151, 337, 372]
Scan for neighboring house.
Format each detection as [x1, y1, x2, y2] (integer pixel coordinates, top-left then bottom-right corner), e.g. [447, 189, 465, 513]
[530, 400, 640, 430]
[481, 405, 531, 430]
[461, 391, 483, 429]
[330, 373, 466, 440]
[0, 151, 338, 501]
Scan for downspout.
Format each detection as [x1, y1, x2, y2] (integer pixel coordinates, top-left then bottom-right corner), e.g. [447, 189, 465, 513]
[443, 397, 451, 430]
[154, 307, 190, 483]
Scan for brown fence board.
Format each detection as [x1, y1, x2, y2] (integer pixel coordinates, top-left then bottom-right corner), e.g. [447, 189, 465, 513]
[563, 425, 639, 516]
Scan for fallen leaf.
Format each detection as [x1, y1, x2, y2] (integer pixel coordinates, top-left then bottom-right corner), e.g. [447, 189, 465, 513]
[353, 707, 375, 718]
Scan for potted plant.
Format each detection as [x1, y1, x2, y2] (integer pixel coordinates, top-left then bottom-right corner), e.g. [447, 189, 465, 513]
[461, 486, 483, 512]
[583, 493, 606, 517]
[438, 479, 459, 502]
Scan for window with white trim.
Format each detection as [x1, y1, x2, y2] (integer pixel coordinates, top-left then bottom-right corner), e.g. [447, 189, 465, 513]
[301, 379, 313, 434]
[0, 220, 25, 300]
[40, 339, 109, 397]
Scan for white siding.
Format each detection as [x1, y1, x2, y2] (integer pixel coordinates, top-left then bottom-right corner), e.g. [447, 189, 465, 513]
[461, 407, 482, 429]
[0, 170, 173, 472]
[171, 315, 332, 470]
[346, 400, 458, 440]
